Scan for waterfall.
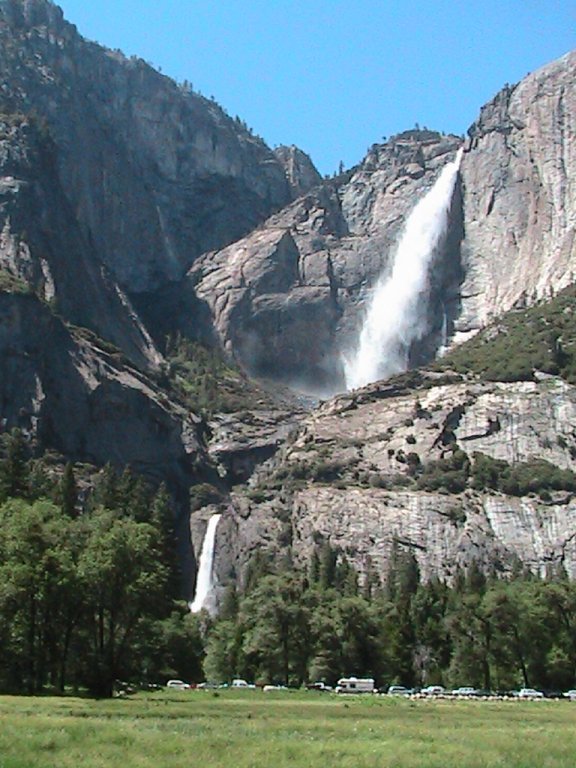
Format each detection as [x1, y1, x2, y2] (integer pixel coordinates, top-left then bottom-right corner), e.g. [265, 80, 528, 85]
[344, 148, 463, 390]
[190, 513, 222, 614]
[437, 304, 449, 357]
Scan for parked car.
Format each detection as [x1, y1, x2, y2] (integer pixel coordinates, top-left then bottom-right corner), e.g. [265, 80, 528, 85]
[387, 685, 413, 695]
[420, 685, 445, 695]
[516, 688, 544, 698]
[563, 689, 576, 700]
[166, 679, 190, 690]
[231, 679, 256, 688]
[306, 682, 333, 692]
[451, 687, 478, 697]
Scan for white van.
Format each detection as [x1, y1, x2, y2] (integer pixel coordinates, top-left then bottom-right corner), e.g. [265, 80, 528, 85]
[335, 677, 375, 694]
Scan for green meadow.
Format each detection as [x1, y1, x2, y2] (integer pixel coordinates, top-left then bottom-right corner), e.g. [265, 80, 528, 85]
[1, 691, 575, 768]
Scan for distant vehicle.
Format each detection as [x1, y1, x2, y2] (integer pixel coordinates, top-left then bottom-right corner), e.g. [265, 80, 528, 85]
[421, 685, 445, 696]
[231, 679, 255, 689]
[563, 689, 576, 700]
[262, 685, 289, 692]
[516, 688, 544, 699]
[336, 677, 375, 694]
[166, 679, 190, 690]
[451, 687, 478, 697]
[306, 682, 333, 692]
[387, 685, 413, 695]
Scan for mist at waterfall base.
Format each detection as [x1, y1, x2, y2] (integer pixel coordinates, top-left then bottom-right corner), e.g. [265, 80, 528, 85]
[344, 149, 463, 391]
[190, 513, 221, 614]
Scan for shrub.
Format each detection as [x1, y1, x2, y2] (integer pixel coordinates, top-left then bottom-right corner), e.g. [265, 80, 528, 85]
[437, 284, 576, 385]
[190, 483, 223, 511]
[416, 449, 470, 493]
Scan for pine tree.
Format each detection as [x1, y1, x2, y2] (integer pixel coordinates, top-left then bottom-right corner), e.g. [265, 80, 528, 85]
[0, 428, 28, 500]
[60, 462, 78, 518]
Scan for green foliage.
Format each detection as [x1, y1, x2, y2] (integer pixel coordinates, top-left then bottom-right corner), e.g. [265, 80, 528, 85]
[439, 284, 576, 384]
[165, 333, 275, 415]
[470, 452, 576, 496]
[69, 324, 124, 357]
[0, 447, 198, 696]
[0, 428, 29, 501]
[0, 268, 30, 294]
[58, 462, 78, 517]
[0, 494, 191, 696]
[203, 553, 576, 692]
[413, 448, 576, 497]
[416, 448, 470, 493]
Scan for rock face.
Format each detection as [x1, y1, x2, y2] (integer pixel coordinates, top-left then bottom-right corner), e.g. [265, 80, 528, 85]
[0, 114, 161, 370]
[0, 0, 312, 301]
[457, 51, 576, 342]
[273, 145, 323, 198]
[190, 132, 463, 393]
[0, 292, 205, 491]
[210, 371, 576, 589]
[207, 407, 306, 485]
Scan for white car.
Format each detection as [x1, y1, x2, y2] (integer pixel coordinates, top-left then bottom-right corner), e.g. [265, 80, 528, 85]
[451, 687, 478, 697]
[166, 679, 190, 690]
[421, 685, 445, 695]
[516, 688, 544, 698]
[563, 689, 576, 700]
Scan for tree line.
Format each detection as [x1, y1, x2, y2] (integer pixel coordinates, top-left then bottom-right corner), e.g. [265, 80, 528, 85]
[202, 544, 576, 693]
[0, 429, 203, 697]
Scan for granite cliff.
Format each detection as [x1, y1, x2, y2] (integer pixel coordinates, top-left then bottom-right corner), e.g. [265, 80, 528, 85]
[189, 52, 576, 395]
[457, 51, 576, 342]
[204, 367, 576, 598]
[2, 0, 576, 602]
[189, 131, 463, 393]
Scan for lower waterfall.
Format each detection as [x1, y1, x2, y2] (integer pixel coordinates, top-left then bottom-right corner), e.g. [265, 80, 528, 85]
[189, 513, 222, 614]
[344, 148, 463, 390]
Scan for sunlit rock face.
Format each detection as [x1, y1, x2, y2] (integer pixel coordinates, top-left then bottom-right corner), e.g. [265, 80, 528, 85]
[211, 372, 576, 588]
[457, 51, 576, 343]
[190, 132, 463, 394]
[191, 52, 576, 395]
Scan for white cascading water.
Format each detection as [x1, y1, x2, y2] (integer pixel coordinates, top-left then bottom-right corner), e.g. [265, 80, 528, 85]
[344, 148, 463, 390]
[189, 513, 222, 613]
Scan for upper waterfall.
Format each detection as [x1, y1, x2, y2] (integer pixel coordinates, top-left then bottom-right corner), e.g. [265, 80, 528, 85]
[343, 148, 463, 390]
[190, 513, 222, 614]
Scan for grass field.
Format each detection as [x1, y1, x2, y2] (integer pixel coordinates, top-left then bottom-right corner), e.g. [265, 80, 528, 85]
[1, 690, 575, 768]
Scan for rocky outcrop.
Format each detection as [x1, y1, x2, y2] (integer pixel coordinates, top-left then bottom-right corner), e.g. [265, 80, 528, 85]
[274, 145, 323, 198]
[457, 51, 576, 342]
[207, 407, 306, 485]
[190, 132, 463, 393]
[210, 371, 576, 588]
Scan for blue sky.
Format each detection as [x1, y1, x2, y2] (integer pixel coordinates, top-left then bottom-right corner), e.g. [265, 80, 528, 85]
[57, 0, 575, 176]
